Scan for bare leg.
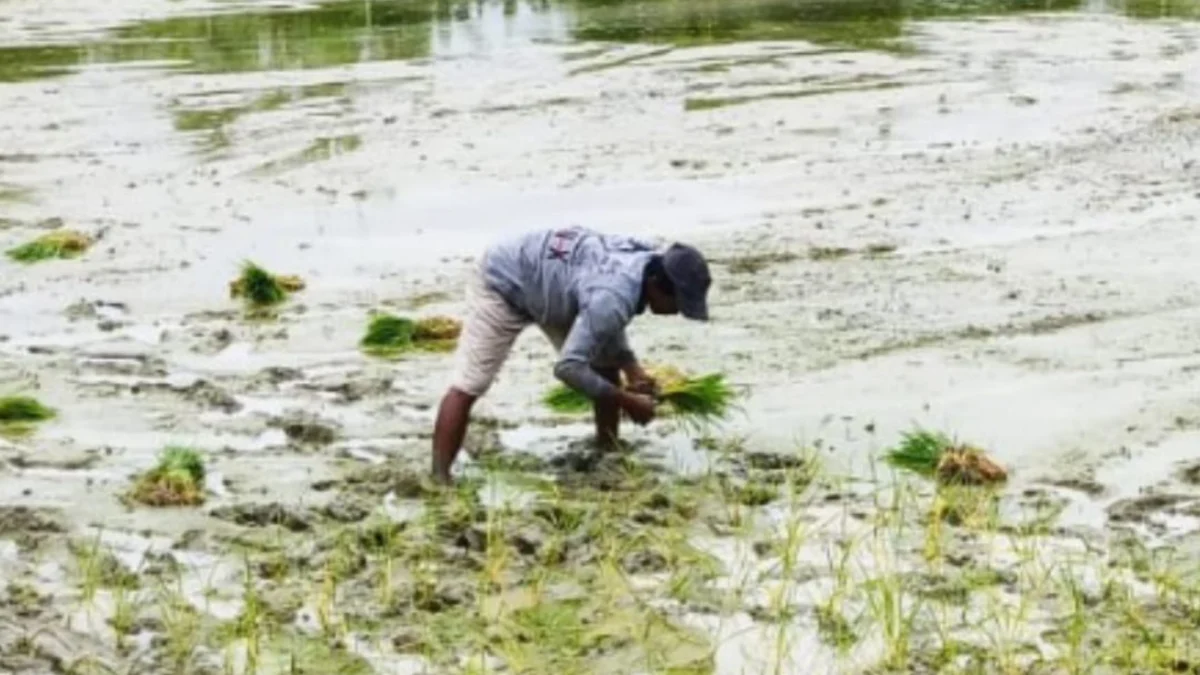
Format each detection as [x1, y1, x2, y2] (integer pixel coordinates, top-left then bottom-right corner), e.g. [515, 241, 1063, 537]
[432, 387, 478, 483]
[593, 367, 621, 453]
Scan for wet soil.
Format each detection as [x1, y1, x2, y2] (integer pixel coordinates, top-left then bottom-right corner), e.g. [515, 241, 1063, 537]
[2, 0, 1200, 672]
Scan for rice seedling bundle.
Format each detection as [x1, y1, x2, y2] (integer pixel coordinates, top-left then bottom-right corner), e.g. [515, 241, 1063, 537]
[229, 261, 305, 308]
[6, 230, 93, 263]
[541, 365, 739, 432]
[883, 428, 1007, 486]
[360, 312, 462, 357]
[0, 396, 56, 424]
[128, 447, 207, 507]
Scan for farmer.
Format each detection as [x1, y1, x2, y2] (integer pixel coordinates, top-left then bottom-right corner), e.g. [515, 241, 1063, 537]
[431, 226, 712, 483]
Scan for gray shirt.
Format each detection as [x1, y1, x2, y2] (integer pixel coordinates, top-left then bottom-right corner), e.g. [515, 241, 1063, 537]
[482, 227, 656, 400]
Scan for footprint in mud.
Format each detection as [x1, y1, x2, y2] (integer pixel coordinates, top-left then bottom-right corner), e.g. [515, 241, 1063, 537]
[297, 373, 394, 403]
[741, 452, 807, 473]
[550, 451, 661, 492]
[209, 502, 317, 532]
[250, 365, 304, 388]
[268, 411, 338, 447]
[129, 377, 241, 413]
[322, 465, 430, 497]
[1043, 477, 1107, 498]
[210, 493, 374, 533]
[0, 506, 66, 550]
[1107, 493, 1196, 525]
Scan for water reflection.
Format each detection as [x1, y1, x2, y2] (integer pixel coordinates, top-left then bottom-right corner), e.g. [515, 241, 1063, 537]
[0, 0, 1196, 83]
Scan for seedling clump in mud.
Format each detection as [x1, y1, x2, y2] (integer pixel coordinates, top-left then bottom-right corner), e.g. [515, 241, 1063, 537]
[229, 260, 305, 309]
[5, 229, 92, 263]
[0, 395, 55, 436]
[360, 312, 461, 357]
[884, 428, 1007, 486]
[127, 446, 207, 507]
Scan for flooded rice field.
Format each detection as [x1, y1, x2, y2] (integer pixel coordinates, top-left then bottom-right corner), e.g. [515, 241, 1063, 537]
[3, 0, 1200, 672]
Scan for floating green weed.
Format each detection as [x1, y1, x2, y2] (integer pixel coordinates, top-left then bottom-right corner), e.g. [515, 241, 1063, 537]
[6, 230, 92, 263]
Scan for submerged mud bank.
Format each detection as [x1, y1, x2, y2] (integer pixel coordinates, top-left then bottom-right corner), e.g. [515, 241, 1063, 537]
[3, 0, 1200, 672]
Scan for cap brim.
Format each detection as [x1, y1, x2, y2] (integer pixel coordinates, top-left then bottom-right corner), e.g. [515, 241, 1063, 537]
[678, 291, 709, 321]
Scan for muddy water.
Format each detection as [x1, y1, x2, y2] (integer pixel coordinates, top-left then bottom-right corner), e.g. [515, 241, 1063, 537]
[3, 0, 1200, 673]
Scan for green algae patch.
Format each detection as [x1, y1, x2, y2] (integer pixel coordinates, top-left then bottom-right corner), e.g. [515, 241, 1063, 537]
[6, 230, 92, 263]
[360, 312, 461, 358]
[126, 447, 207, 507]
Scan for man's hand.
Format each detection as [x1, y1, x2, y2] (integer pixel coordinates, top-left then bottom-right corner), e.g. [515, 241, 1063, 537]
[616, 391, 656, 426]
[623, 363, 659, 398]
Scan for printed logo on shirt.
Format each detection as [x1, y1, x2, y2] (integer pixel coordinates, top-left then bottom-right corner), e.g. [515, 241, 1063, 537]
[546, 228, 580, 262]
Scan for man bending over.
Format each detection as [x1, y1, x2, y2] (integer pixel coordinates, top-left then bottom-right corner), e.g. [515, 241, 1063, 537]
[431, 226, 712, 484]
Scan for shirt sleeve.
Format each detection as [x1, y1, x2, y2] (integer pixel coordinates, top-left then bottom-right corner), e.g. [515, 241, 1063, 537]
[553, 290, 635, 400]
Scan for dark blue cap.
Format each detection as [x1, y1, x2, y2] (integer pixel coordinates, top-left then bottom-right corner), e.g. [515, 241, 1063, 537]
[662, 243, 711, 321]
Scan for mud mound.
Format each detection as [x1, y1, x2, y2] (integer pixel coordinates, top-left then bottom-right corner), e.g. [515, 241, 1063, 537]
[550, 451, 661, 492]
[1180, 463, 1200, 486]
[319, 494, 373, 523]
[268, 412, 338, 447]
[1107, 493, 1193, 524]
[743, 452, 807, 472]
[209, 502, 316, 532]
[0, 506, 65, 549]
[132, 378, 241, 413]
[250, 366, 304, 388]
[0, 610, 124, 673]
[334, 465, 440, 498]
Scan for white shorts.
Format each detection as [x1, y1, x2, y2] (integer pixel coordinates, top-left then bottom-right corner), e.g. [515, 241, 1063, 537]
[448, 264, 618, 397]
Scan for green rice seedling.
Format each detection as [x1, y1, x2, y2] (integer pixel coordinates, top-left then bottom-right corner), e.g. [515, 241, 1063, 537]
[884, 428, 948, 477]
[413, 315, 462, 342]
[74, 529, 106, 604]
[156, 580, 205, 675]
[542, 366, 741, 433]
[6, 229, 92, 263]
[541, 384, 592, 414]
[0, 395, 55, 423]
[360, 312, 462, 357]
[884, 427, 1007, 486]
[229, 260, 304, 309]
[126, 446, 206, 507]
[361, 313, 416, 353]
[663, 373, 739, 426]
[0, 395, 55, 436]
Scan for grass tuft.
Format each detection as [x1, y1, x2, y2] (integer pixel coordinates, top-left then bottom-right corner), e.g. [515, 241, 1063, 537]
[360, 312, 461, 357]
[126, 446, 207, 507]
[229, 261, 304, 308]
[6, 230, 92, 263]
